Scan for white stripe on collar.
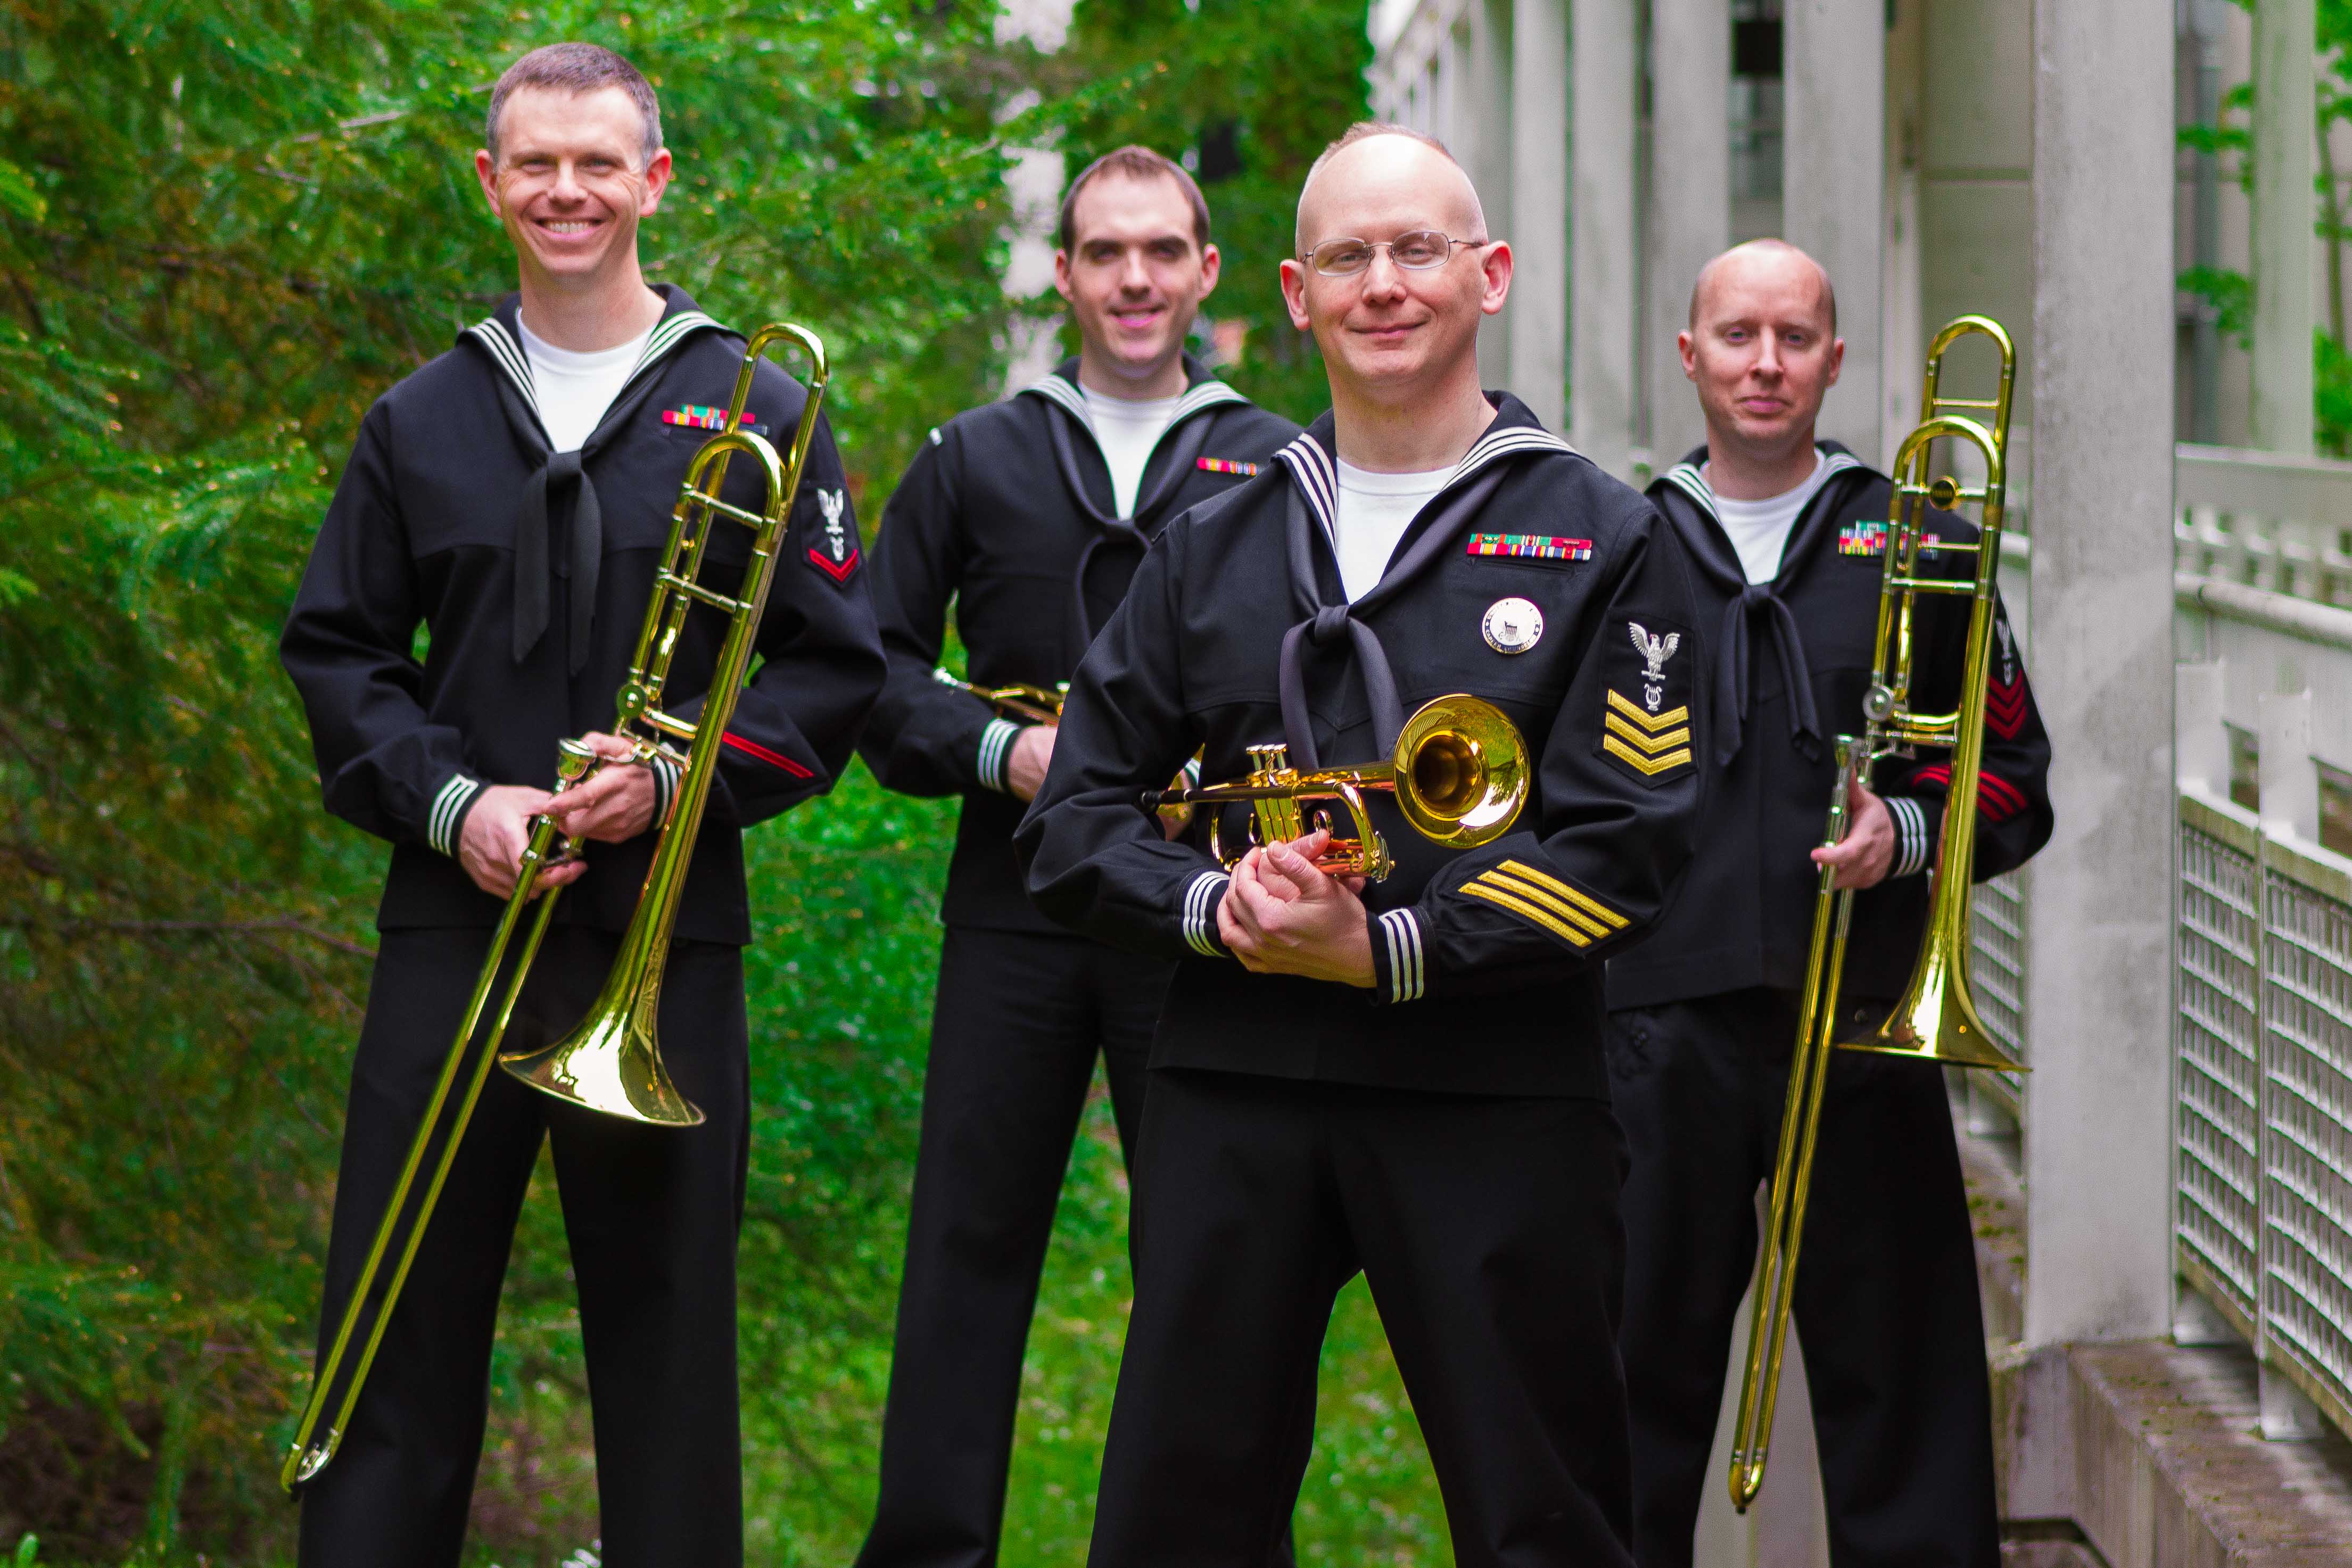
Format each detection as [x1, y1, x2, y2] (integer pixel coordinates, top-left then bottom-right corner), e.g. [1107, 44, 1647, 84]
[1277, 423, 1578, 539]
[1016, 372, 1248, 435]
[465, 309, 725, 424]
[1664, 448, 1864, 522]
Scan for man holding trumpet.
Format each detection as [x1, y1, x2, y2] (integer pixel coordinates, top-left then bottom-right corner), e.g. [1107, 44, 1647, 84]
[852, 145, 1295, 1568]
[1018, 123, 1705, 1566]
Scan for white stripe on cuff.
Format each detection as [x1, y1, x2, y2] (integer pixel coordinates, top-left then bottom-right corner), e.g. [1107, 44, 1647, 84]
[1378, 908, 1425, 1003]
[1183, 870, 1232, 958]
[427, 773, 482, 857]
[648, 756, 681, 826]
[1887, 796, 1929, 878]
[977, 719, 1021, 793]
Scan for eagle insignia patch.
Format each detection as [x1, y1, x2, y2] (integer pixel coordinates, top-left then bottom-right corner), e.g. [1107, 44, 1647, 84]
[1600, 617, 1695, 786]
[805, 487, 859, 583]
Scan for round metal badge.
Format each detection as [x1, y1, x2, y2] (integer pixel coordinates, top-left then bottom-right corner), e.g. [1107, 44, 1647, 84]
[1481, 597, 1544, 655]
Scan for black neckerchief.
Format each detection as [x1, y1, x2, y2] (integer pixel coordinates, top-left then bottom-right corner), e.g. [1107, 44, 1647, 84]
[1657, 441, 1871, 765]
[1272, 395, 1576, 769]
[1026, 355, 1245, 662]
[463, 285, 724, 673]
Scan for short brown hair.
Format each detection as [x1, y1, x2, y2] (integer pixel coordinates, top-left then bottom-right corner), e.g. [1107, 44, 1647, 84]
[485, 43, 663, 168]
[1057, 146, 1211, 253]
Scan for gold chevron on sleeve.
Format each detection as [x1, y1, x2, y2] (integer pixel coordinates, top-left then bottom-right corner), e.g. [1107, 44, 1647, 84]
[1603, 734, 1696, 775]
[1604, 710, 1693, 754]
[1607, 688, 1689, 731]
[1459, 881, 1592, 946]
[1476, 868, 1613, 939]
[1496, 859, 1629, 930]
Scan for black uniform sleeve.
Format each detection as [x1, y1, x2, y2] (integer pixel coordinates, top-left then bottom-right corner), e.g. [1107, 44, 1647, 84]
[1875, 588, 2052, 881]
[1366, 509, 1711, 1004]
[856, 427, 1024, 798]
[1015, 525, 1233, 962]
[279, 402, 486, 856]
[678, 408, 886, 828]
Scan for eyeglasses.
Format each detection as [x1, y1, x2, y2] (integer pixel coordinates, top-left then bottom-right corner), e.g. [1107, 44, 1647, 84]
[1299, 230, 1487, 278]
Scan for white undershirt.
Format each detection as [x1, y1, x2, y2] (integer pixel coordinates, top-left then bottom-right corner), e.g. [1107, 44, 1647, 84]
[1082, 384, 1185, 518]
[518, 317, 653, 454]
[1334, 460, 1451, 601]
[1706, 450, 1831, 584]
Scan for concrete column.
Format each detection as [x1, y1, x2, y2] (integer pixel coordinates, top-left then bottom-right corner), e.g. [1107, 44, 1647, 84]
[1468, 0, 1516, 390]
[2020, 0, 2176, 1348]
[1571, 0, 1640, 480]
[1647, 0, 1731, 468]
[2251, 0, 2315, 454]
[1782, 0, 1884, 460]
[1512, 0, 1570, 432]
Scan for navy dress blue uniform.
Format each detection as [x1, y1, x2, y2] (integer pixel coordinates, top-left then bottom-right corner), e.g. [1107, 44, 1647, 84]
[1606, 445, 2054, 1568]
[278, 287, 884, 1568]
[1018, 397, 1708, 1568]
[853, 356, 1297, 1568]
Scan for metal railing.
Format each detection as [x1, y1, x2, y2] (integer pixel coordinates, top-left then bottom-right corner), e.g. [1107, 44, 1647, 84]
[2174, 786, 2352, 1440]
[2175, 442, 2352, 607]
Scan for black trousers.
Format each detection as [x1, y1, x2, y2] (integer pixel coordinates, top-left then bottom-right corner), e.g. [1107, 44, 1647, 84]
[297, 926, 749, 1568]
[1086, 1067, 1636, 1568]
[1606, 988, 1998, 1568]
[855, 925, 1167, 1568]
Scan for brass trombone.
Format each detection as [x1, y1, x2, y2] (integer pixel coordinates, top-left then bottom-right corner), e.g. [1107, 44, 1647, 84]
[931, 667, 1067, 725]
[1141, 694, 1528, 881]
[1726, 315, 2027, 1513]
[280, 323, 832, 1493]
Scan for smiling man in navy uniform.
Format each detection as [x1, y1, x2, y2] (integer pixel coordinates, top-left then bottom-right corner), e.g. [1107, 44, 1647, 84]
[1018, 122, 1706, 1567]
[851, 145, 1297, 1568]
[278, 43, 882, 1568]
[1607, 240, 2052, 1568]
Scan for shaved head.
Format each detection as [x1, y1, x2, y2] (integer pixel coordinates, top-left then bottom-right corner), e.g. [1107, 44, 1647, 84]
[1294, 123, 1487, 254]
[1690, 238, 1835, 334]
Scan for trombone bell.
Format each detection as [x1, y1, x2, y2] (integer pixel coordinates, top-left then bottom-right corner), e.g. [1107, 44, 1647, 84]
[1841, 927, 2027, 1072]
[500, 977, 705, 1126]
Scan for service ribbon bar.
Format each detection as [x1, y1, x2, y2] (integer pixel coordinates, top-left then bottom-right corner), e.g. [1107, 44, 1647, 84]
[1838, 520, 1942, 557]
[1466, 532, 1593, 562]
[1197, 457, 1261, 476]
[663, 405, 752, 431]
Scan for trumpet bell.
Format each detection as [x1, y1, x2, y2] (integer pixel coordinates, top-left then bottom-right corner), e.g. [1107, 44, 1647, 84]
[500, 965, 706, 1126]
[1394, 695, 1528, 849]
[1839, 931, 2028, 1072]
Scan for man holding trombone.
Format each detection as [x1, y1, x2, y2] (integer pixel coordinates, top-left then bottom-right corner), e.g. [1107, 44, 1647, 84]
[851, 144, 1296, 1568]
[1606, 240, 2052, 1566]
[277, 43, 881, 1567]
[1020, 123, 1705, 1566]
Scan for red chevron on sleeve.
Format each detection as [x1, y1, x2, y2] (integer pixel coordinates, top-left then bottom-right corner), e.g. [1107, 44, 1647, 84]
[807, 547, 860, 584]
[721, 731, 815, 778]
[1910, 763, 2027, 823]
[1984, 670, 2030, 739]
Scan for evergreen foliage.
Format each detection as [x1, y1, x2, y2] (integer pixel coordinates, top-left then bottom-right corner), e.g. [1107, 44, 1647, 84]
[0, 2, 1448, 1563]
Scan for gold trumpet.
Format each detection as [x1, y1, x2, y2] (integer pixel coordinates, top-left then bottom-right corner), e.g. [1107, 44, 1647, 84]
[281, 323, 832, 1493]
[931, 667, 1067, 725]
[1142, 695, 1528, 881]
[1727, 315, 2027, 1514]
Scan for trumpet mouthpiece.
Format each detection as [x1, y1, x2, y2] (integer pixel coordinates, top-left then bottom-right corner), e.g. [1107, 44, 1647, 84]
[1137, 790, 1167, 811]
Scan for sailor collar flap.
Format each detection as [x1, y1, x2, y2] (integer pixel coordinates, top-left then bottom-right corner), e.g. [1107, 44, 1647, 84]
[1655, 442, 1873, 590]
[1014, 354, 1249, 440]
[461, 284, 729, 454]
[457, 285, 732, 673]
[1274, 395, 1579, 549]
